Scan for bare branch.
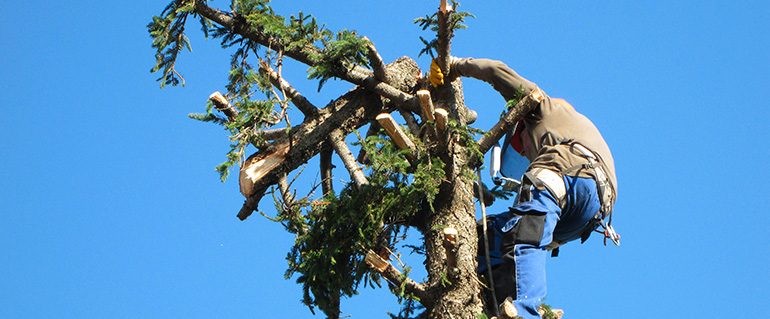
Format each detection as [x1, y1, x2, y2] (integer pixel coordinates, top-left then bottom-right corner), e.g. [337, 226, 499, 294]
[329, 130, 369, 188]
[277, 172, 295, 206]
[435, 1, 454, 76]
[259, 60, 320, 118]
[397, 109, 421, 137]
[364, 38, 388, 82]
[320, 143, 334, 197]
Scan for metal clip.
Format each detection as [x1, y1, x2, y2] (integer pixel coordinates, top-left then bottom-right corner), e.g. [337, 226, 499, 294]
[493, 176, 521, 193]
[599, 219, 620, 247]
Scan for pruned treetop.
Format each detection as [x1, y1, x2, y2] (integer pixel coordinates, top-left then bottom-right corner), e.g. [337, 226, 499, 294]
[148, 1, 542, 318]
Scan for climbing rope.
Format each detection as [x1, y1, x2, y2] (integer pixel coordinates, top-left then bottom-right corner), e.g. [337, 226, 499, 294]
[476, 169, 499, 317]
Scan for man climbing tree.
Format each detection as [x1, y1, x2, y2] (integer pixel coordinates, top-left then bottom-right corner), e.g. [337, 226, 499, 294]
[429, 57, 619, 318]
[148, 1, 616, 318]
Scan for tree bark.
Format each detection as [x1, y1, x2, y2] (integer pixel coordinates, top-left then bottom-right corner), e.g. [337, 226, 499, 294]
[237, 57, 421, 220]
[424, 78, 484, 319]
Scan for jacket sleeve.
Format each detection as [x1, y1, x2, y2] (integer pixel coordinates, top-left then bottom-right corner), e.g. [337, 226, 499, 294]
[451, 57, 539, 102]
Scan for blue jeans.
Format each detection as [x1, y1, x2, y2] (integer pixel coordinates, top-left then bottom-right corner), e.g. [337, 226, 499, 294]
[478, 176, 601, 318]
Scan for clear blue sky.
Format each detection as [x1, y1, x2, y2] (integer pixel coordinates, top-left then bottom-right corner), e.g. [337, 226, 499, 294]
[2, 1, 769, 318]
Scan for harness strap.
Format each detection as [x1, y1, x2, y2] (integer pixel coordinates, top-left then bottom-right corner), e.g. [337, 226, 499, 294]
[563, 142, 620, 246]
[525, 168, 567, 208]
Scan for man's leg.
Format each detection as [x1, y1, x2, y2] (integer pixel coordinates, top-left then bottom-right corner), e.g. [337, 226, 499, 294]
[497, 185, 561, 319]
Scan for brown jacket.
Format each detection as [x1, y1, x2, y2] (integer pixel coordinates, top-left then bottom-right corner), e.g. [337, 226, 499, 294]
[452, 57, 617, 194]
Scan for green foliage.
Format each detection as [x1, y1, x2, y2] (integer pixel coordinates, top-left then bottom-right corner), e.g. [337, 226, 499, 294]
[148, 0, 199, 87]
[388, 289, 424, 319]
[414, 0, 475, 58]
[152, 0, 376, 180]
[448, 119, 486, 174]
[503, 86, 528, 111]
[307, 30, 372, 91]
[539, 303, 557, 319]
[151, 1, 491, 317]
[283, 129, 448, 317]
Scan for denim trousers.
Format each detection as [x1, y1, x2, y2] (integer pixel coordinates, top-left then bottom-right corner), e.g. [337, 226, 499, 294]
[478, 176, 601, 318]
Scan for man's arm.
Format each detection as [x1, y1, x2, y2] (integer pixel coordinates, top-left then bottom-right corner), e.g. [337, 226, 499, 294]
[451, 58, 539, 102]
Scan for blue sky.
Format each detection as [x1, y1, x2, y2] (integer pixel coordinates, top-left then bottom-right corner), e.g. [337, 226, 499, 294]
[2, 1, 769, 318]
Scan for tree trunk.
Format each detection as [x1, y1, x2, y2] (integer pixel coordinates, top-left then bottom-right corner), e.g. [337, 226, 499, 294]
[424, 78, 484, 319]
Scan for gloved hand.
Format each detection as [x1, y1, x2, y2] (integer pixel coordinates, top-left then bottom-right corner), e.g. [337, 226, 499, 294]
[473, 181, 495, 207]
[429, 58, 444, 87]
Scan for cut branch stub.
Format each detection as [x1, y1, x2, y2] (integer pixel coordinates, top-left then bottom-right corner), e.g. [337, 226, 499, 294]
[440, 0, 453, 13]
[364, 250, 389, 273]
[417, 90, 435, 122]
[442, 227, 458, 269]
[239, 140, 293, 197]
[376, 113, 417, 161]
[208, 91, 239, 122]
[434, 108, 448, 133]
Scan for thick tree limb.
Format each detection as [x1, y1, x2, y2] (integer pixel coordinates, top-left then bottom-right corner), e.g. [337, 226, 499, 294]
[234, 55, 421, 220]
[237, 88, 382, 220]
[193, 1, 420, 114]
[477, 88, 544, 155]
[260, 127, 291, 141]
[346, 64, 421, 114]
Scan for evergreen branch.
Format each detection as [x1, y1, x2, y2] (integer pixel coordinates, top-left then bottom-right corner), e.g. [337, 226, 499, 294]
[307, 30, 372, 91]
[148, 0, 197, 87]
[414, 1, 474, 63]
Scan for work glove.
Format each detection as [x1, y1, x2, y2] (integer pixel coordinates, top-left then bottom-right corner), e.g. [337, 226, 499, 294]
[473, 181, 495, 207]
[429, 58, 445, 87]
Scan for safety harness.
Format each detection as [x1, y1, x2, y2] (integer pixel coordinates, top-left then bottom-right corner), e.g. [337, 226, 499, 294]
[524, 140, 619, 255]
